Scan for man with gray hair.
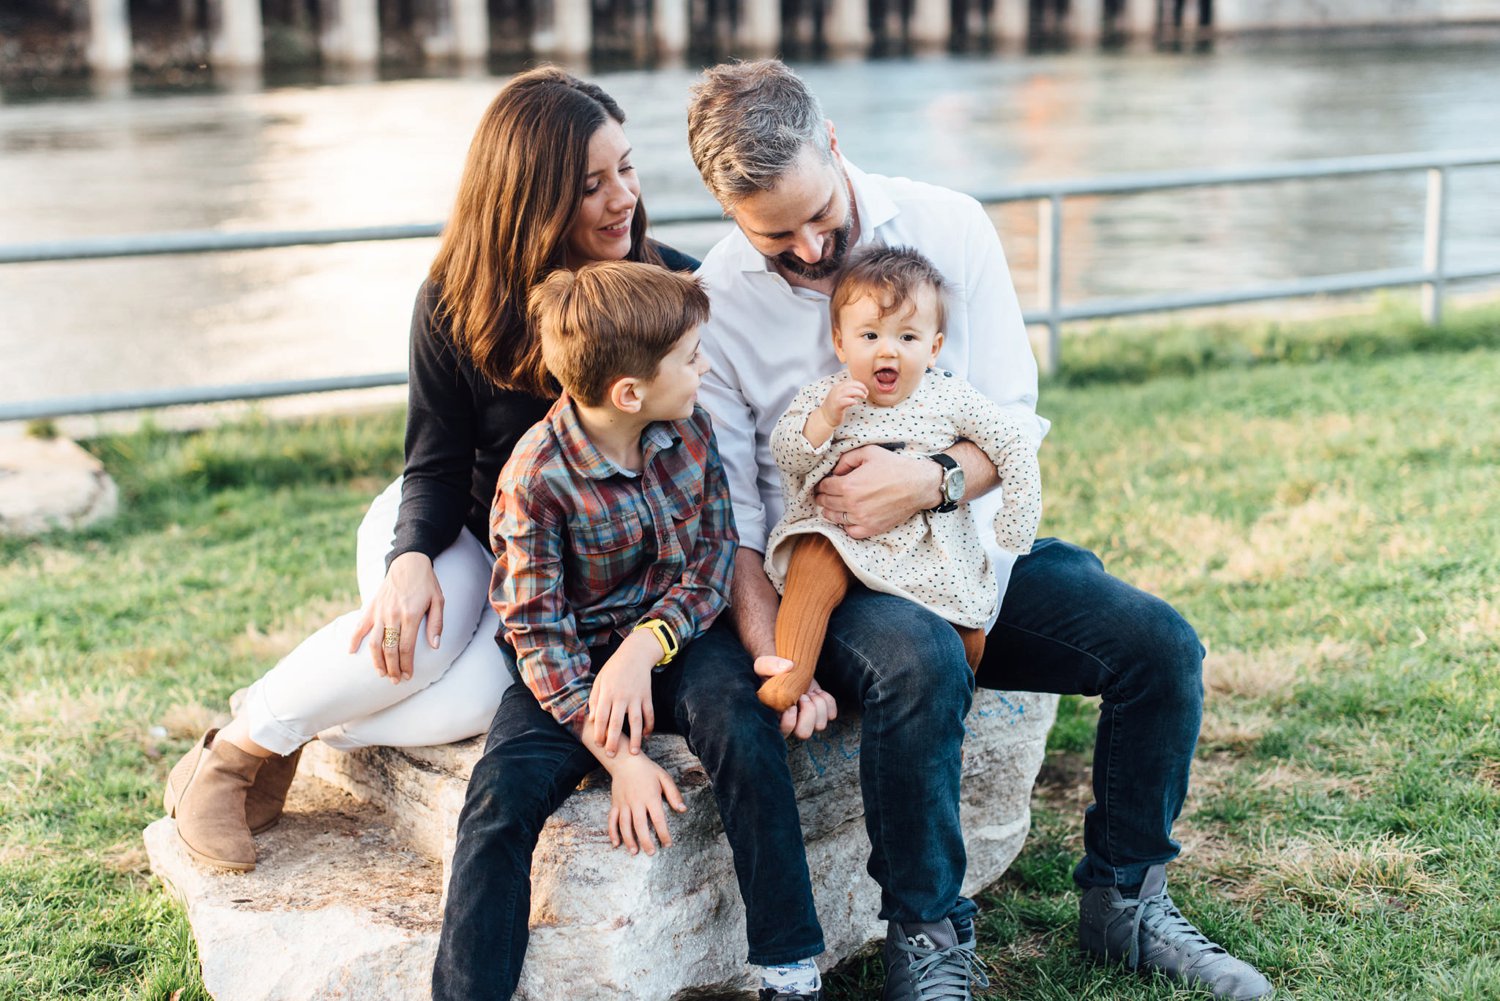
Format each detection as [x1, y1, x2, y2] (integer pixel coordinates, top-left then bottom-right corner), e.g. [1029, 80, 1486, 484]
[687, 59, 1274, 1001]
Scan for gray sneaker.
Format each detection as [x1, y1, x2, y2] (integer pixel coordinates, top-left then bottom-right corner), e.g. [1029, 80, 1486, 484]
[882, 918, 991, 1001]
[953, 915, 976, 953]
[1079, 865, 1274, 1000]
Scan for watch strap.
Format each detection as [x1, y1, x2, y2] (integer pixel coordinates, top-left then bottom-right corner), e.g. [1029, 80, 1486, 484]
[928, 453, 960, 513]
[633, 619, 679, 665]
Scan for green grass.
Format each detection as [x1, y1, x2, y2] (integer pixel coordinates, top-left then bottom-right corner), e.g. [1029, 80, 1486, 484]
[0, 411, 405, 1001]
[1052, 295, 1500, 388]
[3, 307, 1498, 998]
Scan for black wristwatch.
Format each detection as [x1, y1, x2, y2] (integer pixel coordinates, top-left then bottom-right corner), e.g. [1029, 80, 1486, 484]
[928, 453, 965, 513]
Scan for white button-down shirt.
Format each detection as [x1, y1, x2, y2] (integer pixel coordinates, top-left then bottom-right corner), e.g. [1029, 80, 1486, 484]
[696, 160, 1050, 611]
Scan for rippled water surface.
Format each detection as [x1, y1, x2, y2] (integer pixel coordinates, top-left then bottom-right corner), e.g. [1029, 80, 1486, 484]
[3, 27, 1499, 407]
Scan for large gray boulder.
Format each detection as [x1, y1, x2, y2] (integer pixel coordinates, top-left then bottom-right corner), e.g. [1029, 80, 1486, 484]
[145, 781, 443, 1001]
[147, 689, 1057, 1000]
[0, 436, 117, 536]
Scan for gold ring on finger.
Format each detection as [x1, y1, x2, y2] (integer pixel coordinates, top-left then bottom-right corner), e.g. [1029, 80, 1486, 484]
[382, 626, 400, 648]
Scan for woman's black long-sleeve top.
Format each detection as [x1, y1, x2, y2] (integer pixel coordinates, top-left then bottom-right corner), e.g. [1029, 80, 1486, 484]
[389, 244, 701, 567]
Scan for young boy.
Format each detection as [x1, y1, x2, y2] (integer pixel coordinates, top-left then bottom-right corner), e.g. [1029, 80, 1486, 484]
[431, 261, 827, 1001]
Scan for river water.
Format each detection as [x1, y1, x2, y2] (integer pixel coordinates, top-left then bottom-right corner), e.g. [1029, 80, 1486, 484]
[2, 27, 1498, 410]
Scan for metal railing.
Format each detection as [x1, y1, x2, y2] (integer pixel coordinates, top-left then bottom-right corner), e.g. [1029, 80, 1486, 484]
[3, 148, 1499, 422]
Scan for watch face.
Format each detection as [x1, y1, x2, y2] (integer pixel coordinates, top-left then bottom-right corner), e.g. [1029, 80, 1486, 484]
[945, 466, 966, 503]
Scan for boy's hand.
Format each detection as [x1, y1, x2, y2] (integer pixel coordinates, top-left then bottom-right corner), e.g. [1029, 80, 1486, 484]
[604, 752, 687, 857]
[820, 380, 868, 428]
[588, 630, 661, 757]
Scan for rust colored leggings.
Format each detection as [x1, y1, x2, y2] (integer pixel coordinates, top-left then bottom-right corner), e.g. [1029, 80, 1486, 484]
[758, 534, 984, 712]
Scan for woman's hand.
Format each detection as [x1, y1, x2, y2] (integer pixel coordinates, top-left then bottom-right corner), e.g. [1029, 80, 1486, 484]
[349, 551, 444, 683]
[604, 753, 686, 857]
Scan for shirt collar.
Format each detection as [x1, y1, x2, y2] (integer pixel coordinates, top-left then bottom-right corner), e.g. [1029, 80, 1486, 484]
[844, 159, 899, 240]
[726, 158, 899, 275]
[549, 395, 679, 481]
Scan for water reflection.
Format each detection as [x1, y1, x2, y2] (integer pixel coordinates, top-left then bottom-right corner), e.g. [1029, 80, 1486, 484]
[2, 27, 1499, 406]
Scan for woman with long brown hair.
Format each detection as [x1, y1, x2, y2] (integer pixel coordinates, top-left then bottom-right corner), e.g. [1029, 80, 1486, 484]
[161, 67, 699, 873]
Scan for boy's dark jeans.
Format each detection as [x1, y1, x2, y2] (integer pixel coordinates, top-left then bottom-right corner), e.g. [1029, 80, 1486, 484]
[814, 537, 1206, 925]
[431, 619, 824, 1001]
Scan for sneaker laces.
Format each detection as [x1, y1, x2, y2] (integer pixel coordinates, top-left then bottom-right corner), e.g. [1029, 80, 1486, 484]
[890, 935, 992, 999]
[1111, 887, 1228, 972]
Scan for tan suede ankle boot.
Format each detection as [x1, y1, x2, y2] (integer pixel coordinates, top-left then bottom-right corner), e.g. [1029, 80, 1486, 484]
[244, 746, 302, 834]
[163, 728, 216, 819]
[219, 686, 298, 831]
[166, 722, 303, 834]
[165, 729, 262, 871]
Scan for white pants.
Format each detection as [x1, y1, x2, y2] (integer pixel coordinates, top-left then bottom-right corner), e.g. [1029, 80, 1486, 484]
[242, 478, 513, 756]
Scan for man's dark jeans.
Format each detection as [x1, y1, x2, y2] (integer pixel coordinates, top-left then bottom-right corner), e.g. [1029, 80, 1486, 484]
[815, 537, 1205, 923]
[431, 619, 824, 1001]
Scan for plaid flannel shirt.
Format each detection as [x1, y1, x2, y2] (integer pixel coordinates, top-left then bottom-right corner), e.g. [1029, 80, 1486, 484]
[490, 396, 737, 738]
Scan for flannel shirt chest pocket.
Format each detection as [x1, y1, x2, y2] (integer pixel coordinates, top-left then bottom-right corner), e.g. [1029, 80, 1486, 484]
[565, 512, 646, 597]
[659, 477, 705, 562]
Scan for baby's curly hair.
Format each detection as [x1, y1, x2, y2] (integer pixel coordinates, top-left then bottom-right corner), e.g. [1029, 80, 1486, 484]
[830, 246, 949, 334]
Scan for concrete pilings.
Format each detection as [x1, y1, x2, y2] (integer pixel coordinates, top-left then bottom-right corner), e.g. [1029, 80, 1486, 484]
[995, 0, 1029, 43]
[80, 0, 1413, 77]
[910, 0, 951, 47]
[740, 0, 781, 54]
[1070, 0, 1105, 42]
[86, 0, 131, 75]
[533, 0, 593, 59]
[450, 0, 490, 62]
[1124, 0, 1162, 38]
[320, 0, 381, 63]
[826, 0, 873, 51]
[209, 0, 264, 67]
[655, 0, 690, 55]
[423, 0, 492, 61]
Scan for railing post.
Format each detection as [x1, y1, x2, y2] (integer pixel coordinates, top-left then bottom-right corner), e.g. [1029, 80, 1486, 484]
[1036, 194, 1063, 375]
[1421, 166, 1449, 327]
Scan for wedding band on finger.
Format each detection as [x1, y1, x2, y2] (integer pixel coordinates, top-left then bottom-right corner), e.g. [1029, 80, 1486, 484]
[840, 510, 849, 526]
[381, 626, 400, 649]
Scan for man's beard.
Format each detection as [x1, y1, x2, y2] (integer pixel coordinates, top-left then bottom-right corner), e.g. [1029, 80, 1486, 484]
[773, 214, 854, 281]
